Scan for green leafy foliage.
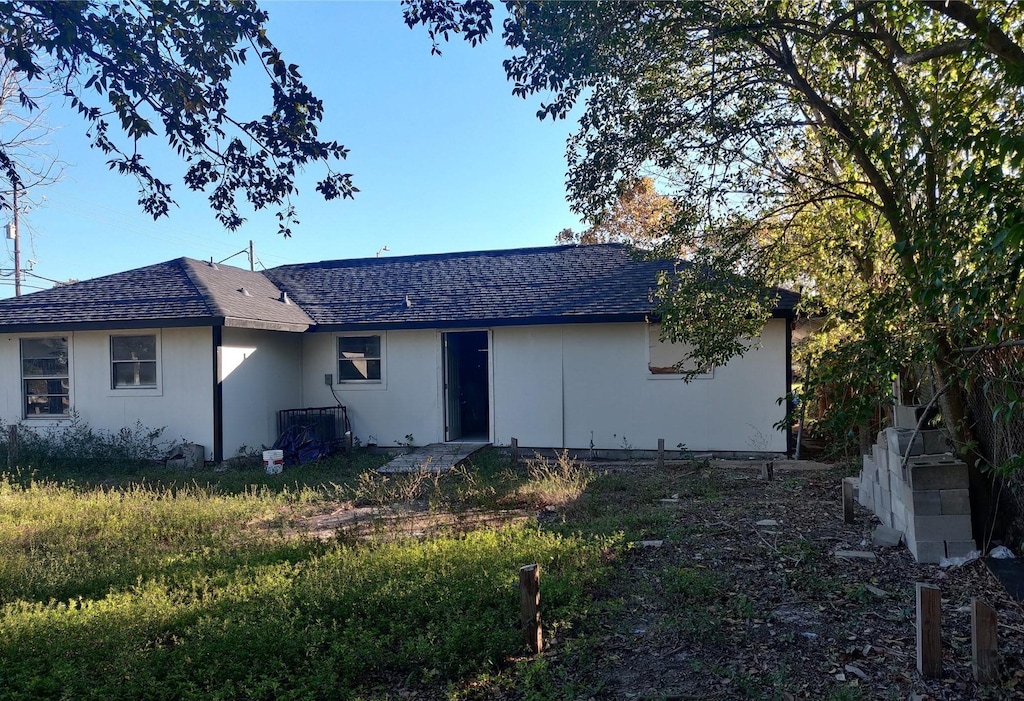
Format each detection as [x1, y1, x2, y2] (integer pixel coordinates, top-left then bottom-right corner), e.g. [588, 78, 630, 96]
[0, 1, 356, 234]
[405, 0, 1024, 458]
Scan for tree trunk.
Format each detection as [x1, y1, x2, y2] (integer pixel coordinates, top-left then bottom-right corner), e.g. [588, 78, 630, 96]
[859, 421, 873, 456]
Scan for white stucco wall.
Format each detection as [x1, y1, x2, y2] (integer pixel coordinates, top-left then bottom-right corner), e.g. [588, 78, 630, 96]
[221, 328, 304, 456]
[556, 321, 788, 453]
[0, 327, 215, 455]
[298, 320, 789, 453]
[301, 329, 444, 446]
[491, 325, 563, 447]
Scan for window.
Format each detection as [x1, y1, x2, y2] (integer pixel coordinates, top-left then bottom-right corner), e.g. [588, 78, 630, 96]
[21, 337, 70, 417]
[111, 334, 158, 389]
[647, 324, 714, 379]
[338, 335, 381, 382]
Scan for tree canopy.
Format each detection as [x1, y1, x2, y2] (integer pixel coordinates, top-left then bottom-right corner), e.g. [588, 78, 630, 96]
[555, 177, 679, 248]
[406, 0, 1024, 460]
[0, 0, 356, 234]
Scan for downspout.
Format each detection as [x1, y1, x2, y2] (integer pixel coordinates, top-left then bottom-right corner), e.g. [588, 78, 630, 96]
[785, 317, 794, 458]
[213, 325, 224, 463]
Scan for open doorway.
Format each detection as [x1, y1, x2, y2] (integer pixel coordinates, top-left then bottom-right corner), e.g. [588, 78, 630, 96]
[443, 331, 489, 442]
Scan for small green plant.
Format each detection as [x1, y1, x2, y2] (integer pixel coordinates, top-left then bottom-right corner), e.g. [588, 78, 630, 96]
[663, 565, 723, 602]
[612, 434, 634, 460]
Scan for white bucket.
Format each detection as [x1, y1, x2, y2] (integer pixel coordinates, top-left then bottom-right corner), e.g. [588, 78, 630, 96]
[263, 449, 284, 475]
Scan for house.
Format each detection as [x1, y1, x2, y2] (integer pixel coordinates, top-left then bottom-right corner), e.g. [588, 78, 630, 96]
[0, 244, 797, 462]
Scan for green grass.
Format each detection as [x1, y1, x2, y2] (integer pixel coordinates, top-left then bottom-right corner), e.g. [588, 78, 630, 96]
[9, 449, 390, 495]
[0, 453, 621, 700]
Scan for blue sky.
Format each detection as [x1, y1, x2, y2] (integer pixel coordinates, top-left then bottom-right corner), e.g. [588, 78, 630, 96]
[2, 1, 583, 297]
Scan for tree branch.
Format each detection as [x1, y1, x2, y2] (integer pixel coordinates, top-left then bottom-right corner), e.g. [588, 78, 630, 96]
[923, 0, 1024, 70]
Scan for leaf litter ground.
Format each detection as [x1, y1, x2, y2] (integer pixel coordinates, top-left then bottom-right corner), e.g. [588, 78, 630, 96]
[528, 460, 1024, 701]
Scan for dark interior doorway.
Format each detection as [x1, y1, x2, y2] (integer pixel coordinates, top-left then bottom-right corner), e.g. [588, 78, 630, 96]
[443, 331, 489, 442]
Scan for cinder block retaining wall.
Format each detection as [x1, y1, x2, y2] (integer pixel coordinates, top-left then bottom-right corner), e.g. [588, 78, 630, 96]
[859, 427, 975, 563]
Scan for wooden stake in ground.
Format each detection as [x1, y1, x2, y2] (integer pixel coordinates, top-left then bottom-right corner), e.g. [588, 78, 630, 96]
[972, 597, 998, 683]
[842, 477, 855, 524]
[657, 438, 665, 469]
[7, 424, 17, 469]
[520, 564, 542, 653]
[761, 461, 774, 481]
[916, 582, 942, 678]
[510, 437, 519, 467]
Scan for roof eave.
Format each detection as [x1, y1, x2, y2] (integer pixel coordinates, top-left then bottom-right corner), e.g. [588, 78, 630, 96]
[0, 317, 220, 334]
[311, 312, 652, 332]
[222, 317, 310, 333]
[0, 315, 312, 334]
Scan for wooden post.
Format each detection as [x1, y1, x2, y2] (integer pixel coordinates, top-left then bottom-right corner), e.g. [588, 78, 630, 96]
[657, 438, 665, 469]
[842, 478, 855, 524]
[916, 582, 942, 678]
[761, 461, 774, 481]
[7, 424, 17, 469]
[519, 564, 542, 653]
[510, 437, 519, 467]
[972, 598, 998, 683]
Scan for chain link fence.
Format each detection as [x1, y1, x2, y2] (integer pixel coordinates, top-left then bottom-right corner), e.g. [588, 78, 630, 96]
[963, 342, 1024, 544]
[966, 343, 1024, 468]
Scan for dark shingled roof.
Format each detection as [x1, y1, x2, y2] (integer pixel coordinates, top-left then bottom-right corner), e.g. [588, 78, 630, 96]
[0, 258, 313, 333]
[264, 243, 798, 330]
[0, 244, 797, 332]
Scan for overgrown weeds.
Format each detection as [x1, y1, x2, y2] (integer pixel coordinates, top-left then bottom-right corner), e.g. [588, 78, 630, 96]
[1, 412, 171, 473]
[508, 450, 593, 509]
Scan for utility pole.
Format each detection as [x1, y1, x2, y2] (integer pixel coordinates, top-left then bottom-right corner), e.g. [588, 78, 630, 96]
[11, 188, 20, 297]
[248, 239, 254, 272]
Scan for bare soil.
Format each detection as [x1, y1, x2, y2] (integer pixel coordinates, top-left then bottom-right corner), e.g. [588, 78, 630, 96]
[537, 460, 1024, 701]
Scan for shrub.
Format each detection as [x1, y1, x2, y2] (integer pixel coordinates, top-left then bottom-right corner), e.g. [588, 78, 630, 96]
[1, 412, 171, 473]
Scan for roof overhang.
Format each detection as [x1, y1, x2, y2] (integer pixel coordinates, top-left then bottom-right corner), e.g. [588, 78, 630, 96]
[0, 316, 310, 334]
[312, 312, 651, 332]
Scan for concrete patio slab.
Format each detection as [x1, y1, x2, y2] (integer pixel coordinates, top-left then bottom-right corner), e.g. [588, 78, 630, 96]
[376, 442, 490, 474]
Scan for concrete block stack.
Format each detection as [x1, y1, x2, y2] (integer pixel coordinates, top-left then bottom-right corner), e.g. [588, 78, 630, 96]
[857, 414, 974, 564]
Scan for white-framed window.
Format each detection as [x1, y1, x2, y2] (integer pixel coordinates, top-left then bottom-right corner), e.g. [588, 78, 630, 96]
[21, 336, 70, 417]
[647, 323, 714, 379]
[338, 334, 383, 383]
[110, 333, 159, 389]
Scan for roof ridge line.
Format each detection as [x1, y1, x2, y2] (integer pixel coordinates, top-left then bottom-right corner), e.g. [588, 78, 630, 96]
[179, 258, 228, 318]
[267, 242, 632, 271]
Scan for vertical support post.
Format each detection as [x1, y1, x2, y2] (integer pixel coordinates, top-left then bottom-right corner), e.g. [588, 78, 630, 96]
[842, 477, 855, 524]
[761, 461, 774, 481]
[916, 582, 942, 678]
[519, 564, 541, 653]
[7, 424, 17, 469]
[657, 438, 665, 469]
[972, 598, 998, 683]
[510, 437, 519, 467]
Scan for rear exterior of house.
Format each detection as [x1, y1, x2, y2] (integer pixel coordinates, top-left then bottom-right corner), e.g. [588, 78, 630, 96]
[0, 244, 797, 460]
[0, 258, 313, 462]
[295, 320, 789, 453]
[268, 245, 796, 455]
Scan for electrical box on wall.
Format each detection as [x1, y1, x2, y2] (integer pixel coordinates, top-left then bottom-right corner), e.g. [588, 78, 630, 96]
[324, 373, 333, 386]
